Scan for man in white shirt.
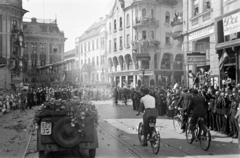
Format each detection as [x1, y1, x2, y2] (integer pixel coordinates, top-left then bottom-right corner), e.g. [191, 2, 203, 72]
[137, 86, 158, 146]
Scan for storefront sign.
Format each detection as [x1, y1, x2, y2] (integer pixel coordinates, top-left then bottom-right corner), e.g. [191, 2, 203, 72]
[223, 11, 240, 35]
[189, 26, 214, 41]
[187, 52, 206, 65]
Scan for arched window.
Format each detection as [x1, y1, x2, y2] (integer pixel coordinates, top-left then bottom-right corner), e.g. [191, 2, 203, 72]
[161, 53, 171, 69]
[114, 20, 116, 30]
[109, 22, 111, 31]
[154, 54, 157, 69]
[151, 9, 154, 18]
[165, 11, 170, 23]
[142, 8, 146, 17]
[120, 17, 122, 28]
[126, 14, 129, 26]
[174, 54, 183, 70]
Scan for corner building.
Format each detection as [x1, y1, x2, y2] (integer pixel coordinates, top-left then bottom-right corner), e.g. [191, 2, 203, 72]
[0, 0, 27, 88]
[107, 0, 184, 87]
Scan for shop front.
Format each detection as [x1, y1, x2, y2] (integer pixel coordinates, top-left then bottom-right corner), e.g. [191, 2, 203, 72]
[215, 8, 240, 86]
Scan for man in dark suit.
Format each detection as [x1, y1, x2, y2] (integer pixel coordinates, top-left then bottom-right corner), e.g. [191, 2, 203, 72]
[207, 89, 216, 131]
[176, 88, 192, 132]
[214, 91, 224, 132]
[187, 89, 207, 142]
[229, 90, 239, 138]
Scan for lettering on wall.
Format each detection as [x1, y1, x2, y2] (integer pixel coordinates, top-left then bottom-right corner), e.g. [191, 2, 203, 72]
[223, 11, 240, 35]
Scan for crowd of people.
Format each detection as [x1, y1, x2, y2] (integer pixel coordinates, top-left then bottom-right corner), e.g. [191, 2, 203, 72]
[0, 85, 112, 115]
[112, 81, 240, 139]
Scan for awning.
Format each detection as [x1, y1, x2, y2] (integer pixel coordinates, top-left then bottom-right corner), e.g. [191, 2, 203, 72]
[132, 53, 150, 61]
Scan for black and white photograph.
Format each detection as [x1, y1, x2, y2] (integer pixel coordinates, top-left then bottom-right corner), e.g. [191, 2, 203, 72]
[0, 0, 240, 158]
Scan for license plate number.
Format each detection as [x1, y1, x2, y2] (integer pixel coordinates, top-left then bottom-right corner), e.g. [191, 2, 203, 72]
[149, 123, 155, 127]
[41, 122, 52, 135]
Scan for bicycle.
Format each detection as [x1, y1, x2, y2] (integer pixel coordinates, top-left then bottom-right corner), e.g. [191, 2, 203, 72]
[185, 116, 211, 151]
[137, 114, 161, 154]
[173, 107, 183, 134]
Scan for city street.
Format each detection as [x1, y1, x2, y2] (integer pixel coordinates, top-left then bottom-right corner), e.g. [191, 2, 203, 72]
[1, 100, 238, 158]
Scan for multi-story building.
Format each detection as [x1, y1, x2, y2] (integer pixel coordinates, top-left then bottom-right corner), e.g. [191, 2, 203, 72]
[107, 0, 184, 87]
[0, 0, 27, 89]
[76, 17, 108, 86]
[182, 0, 222, 87]
[64, 49, 76, 83]
[22, 17, 66, 84]
[215, 0, 240, 85]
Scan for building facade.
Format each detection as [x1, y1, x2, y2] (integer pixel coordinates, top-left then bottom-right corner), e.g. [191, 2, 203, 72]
[0, 0, 27, 89]
[182, 0, 222, 87]
[215, 0, 240, 86]
[22, 17, 66, 84]
[76, 18, 108, 86]
[107, 0, 184, 88]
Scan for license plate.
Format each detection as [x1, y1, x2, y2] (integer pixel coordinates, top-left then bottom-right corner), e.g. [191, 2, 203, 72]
[149, 123, 155, 127]
[41, 122, 52, 135]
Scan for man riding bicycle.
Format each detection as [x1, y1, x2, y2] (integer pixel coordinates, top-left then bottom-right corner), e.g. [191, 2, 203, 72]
[187, 89, 207, 142]
[136, 86, 158, 146]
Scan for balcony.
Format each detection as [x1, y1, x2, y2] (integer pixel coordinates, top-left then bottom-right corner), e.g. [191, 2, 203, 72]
[133, 17, 159, 29]
[132, 39, 160, 53]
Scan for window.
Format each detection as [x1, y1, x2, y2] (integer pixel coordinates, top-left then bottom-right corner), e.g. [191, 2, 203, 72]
[100, 37, 104, 48]
[24, 43, 28, 53]
[114, 20, 116, 30]
[109, 40, 111, 52]
[109, 22, 111, 32]
[40, 44, 45, 53]
[161, 54, 171, 69]
[119, 37, 122, 49]
[165, 36, 170, 45]
[114, 38, 117, 50]
[41, 60, 45, 66]
[32, 60, 37, 67]
[165, 12, 170, 23]
[13, 46, 18, 55]
[92, 41, 94, 50]
[126, 14, 130, 26]
[88, 42, 90, 51]
[142, 31, 146, 40]
[151, 9, 154, 18]
[84, 43, 86, 52]
[32, 44, 37, 53]
[97, 56, 99, 65]
[151, 31, 154, 40]
[154, 54, 157, 69]
[203, 0, 211, 11]
[92, 57, 95, 66]
[80, 45, 83, 53]
[127, 34, 130, 47]
[193, 0, 199, 16]
[142, 8, 147, 17]
[120, 17, 122, 29]
[96, 39, 99, 48]
[12, 20, 18, 31]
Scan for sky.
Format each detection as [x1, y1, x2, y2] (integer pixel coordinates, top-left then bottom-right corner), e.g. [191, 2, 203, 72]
[22, 0, 114, 52]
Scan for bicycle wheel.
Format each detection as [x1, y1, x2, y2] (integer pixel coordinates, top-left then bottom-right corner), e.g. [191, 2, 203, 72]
[199, 126, 211, 151]
[173, 116, 182, 134]
[150, 128, 160, 154]
[185, 123, 193, 144]
[138, 122, 144, 146]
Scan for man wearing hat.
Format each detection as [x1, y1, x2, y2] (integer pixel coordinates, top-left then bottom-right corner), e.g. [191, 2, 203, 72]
[187, 89, 207, 142]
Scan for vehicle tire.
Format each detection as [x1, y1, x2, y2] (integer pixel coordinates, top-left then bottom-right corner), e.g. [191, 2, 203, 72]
[185, 123, 193, 144]
[89, 149, 96, 158]
[138, 122, 144, 146]
[53, 117, 82, 148]
[199, 126, 211, 151]
[173, 116, 182, 134]
[38, 151, 45, 158]
[150, 128, 160, 154]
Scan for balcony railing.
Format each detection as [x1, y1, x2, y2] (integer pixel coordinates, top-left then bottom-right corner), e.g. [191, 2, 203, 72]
[133, 17, 159, 29]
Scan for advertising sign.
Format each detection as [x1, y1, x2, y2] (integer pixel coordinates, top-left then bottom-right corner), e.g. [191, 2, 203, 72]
[187, 52, 206, 65]
[189, 26, 214, 41]
[223, 11, 240, 35]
